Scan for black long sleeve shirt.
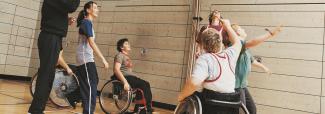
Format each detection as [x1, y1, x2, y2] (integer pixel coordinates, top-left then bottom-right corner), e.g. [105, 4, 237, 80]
[41, 0, 80, 37]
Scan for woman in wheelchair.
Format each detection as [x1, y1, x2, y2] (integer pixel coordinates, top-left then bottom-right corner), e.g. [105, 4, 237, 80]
[112, 38, 153, 114]
[178, 19, 242, 114]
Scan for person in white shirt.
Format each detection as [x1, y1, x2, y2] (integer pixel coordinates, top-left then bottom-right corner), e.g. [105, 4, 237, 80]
[178, 19, 242, 114]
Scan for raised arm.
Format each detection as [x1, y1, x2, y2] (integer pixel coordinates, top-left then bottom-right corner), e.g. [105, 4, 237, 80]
[252, 60, 271, 75]
[245, 25, 282, 48]
[221, 19, 242, 56]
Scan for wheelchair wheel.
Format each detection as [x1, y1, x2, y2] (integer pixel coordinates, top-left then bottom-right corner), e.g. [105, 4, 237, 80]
[99, 80, 132, 114]
[174, 94, 202, 114]
[29, 72, 38, 96]
[51, 69, 79, 107]
[29, 68, 79, 108]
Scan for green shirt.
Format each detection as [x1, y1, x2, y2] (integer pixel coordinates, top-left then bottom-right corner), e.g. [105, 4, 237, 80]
[235, 41, 254, 88]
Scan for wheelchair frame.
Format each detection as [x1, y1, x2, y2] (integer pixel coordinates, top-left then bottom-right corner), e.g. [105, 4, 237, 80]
[99, 79, 148, 114]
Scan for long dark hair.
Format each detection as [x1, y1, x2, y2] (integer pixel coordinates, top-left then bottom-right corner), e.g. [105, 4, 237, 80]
[77, 1, 97, 27]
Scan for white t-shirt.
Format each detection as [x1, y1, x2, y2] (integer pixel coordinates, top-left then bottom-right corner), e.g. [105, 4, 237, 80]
[76, 19, 95, 66]
[191, 47, 239, 93]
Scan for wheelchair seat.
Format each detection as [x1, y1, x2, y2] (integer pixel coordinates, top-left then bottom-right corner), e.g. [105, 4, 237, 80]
[174, 90, 250, 114]
[202, 89, 249, 114]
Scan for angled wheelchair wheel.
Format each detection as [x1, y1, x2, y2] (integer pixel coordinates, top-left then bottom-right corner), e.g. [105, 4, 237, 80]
[99, 80, 132, 114]
[50, 69, 79, 107]
[174, 94, 202, 114]
[30, 67, 80, 108]
[29, 72, 38, 97]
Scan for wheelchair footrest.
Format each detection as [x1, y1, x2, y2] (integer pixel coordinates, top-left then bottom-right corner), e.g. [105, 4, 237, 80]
[133, 100, 146, 105]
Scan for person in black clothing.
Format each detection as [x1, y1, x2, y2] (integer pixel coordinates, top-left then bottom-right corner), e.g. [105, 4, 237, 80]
[28, 0, 80, 114]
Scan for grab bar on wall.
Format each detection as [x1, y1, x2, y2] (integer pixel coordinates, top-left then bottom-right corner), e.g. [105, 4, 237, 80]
[186, 0, 201, 79]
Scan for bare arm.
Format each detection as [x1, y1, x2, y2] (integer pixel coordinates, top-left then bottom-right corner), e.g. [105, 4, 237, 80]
[245, 25, 282, 48]
[252, 60, 271, 75]
[221, 19, 242, 55]
[114, 62, 130, 90]
[57, 50, 73, 75]
[178, 77, 200, 102]
[88, 38, 109, 69]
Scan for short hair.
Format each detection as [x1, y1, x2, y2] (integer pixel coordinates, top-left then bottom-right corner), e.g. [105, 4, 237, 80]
[201, 28, 222, 53]
[116, 38, 129, 52]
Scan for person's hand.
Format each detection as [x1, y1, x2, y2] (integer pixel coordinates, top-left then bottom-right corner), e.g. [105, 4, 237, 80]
[102, 59, 109, 69]
[68, 17, 76, 25]
[66, 67, 74, 76]
[264, 68, 272, 76]
[220, 19, 231, 27]
[124, 83, 130, 91]
[270, 25, 283, 37]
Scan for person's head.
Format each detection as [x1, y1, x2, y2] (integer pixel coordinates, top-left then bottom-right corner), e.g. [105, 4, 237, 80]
[208, 10, 221, 25]
[77, 1, 98, 27]
[231, 24, 247, 38]
[196, 25, 208, 45]
[201, 28, 223, 53]
[117, 38, 131, 52]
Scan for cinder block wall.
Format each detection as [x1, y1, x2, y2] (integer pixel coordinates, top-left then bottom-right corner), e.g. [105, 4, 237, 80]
[200, 0, 324, 114]
[0, 0, 41, 76]
[2, 0, 324, 113]
[28, 0, 192, 105]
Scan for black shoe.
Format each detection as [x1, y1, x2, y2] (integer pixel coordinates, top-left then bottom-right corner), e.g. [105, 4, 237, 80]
[66, 97, 76, 109]
[124, 111, 135, 114]
[146, 108, 153, 114]
[138, 109, 146, 114]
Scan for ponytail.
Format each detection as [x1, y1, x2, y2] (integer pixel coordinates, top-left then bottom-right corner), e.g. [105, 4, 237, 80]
[77, 10, 86, 27]
[76, 1, 97, 27]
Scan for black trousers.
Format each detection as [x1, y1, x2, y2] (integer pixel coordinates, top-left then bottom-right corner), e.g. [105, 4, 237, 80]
[112, 75, 153, 111]
[28, 31, 62, 114]
[201, 90, 240, 114]
[241, 88, 256, 114]
[76, 62, 98, 114]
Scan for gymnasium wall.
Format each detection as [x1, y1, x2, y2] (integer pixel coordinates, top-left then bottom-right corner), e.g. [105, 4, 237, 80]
[2, 0, 324, 113]
[200, 0, 325, 114]
[0, 0, 41, 77]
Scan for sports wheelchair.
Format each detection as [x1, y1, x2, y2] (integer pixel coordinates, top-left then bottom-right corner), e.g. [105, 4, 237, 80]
[174, 90, 249, 114]
[30, 64, 80, 108]
[99, 76, 149, 114]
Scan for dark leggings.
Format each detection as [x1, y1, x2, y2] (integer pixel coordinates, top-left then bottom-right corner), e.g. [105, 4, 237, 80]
[242, 88, 256, 114]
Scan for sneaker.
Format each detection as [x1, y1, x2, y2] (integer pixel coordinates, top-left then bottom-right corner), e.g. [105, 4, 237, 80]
[66, 98, 76, 109]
